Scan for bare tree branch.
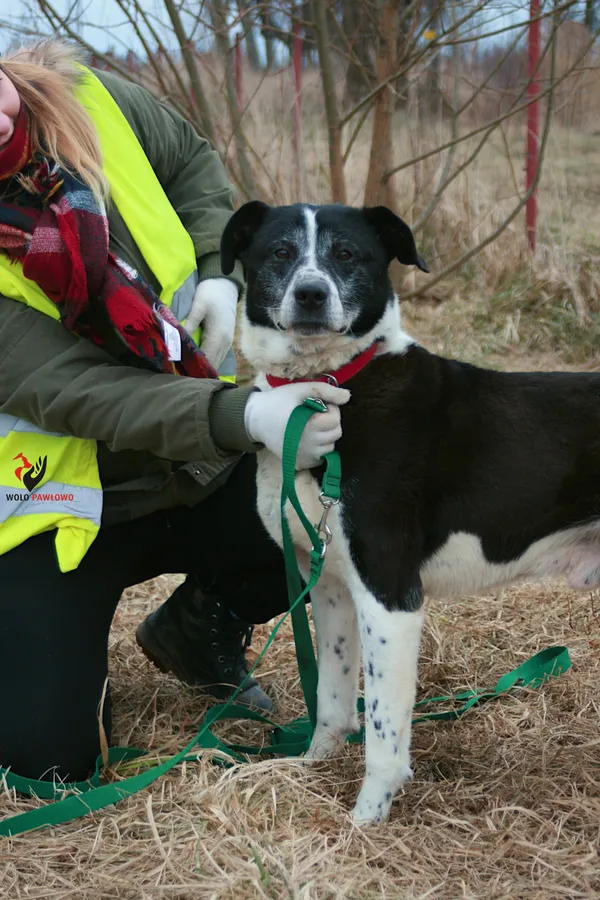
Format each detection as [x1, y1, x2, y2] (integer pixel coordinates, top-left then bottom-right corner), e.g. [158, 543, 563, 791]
[210, 0, 259, 200]
[401, 8, 560, 302]
[385, 28, 594, 184]
[163, 0, 216, 144]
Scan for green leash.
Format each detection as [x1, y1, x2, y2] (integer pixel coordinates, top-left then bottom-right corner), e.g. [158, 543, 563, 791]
[0, 400, 571, 837]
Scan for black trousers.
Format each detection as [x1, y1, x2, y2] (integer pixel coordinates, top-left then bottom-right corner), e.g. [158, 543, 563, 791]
[0, 455, 289, 783]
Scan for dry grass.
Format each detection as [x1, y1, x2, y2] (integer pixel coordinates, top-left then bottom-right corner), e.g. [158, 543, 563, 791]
[2, 573, 599, 898]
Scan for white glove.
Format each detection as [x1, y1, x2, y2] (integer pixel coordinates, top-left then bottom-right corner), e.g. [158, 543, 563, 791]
[244, 382, 351, 470]
[184, 277, 238, 369]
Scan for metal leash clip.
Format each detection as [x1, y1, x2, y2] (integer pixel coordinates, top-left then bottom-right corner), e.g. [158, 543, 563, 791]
[304, 397, 328, 413]
[303, 396, 339, 557]
[315, 490, 340, 558]
[319, 373, 339, 388]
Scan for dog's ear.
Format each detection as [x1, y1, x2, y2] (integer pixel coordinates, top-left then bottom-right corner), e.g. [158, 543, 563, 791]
[362, 206, 429, 273]
[220, 200, 271, 275]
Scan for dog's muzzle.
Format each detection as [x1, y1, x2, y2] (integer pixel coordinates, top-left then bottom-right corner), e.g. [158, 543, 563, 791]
[290, 278, 330, 331]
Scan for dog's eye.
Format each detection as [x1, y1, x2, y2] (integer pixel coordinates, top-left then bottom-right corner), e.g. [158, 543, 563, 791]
[274, 248, 290, 260]
[335, 248, 353, 261]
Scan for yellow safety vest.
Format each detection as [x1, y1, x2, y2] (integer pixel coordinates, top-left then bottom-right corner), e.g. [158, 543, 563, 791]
[0, 67, 235, 572]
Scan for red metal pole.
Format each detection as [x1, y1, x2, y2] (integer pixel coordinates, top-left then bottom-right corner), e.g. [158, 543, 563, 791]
[234, 34, 243, 115]
[292, 11, 303, 195]
[526, 0, 541, 252]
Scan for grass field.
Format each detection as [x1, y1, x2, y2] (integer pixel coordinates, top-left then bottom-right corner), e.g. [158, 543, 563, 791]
[3, 576, 598, 897]
[2, 111, 600, 898]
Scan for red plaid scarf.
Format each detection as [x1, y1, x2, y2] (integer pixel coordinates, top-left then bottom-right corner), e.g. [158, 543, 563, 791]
[0, 104, 217, 379]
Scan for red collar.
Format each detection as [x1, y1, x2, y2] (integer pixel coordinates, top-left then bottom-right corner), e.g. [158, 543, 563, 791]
[265, 341, 379, 388]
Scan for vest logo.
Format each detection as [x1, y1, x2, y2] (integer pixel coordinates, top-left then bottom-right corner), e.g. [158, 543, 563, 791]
[13, 452, 48, 492]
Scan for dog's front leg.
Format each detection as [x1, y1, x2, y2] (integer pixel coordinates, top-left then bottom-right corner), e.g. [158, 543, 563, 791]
[351, 579, 424, 826]
[305, 577, 361, 759]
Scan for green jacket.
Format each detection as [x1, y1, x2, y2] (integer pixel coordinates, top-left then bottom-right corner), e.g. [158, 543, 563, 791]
[0, 69, 258, 527]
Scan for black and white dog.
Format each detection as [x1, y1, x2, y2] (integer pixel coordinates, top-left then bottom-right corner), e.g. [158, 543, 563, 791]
[220, 201, 600, 826]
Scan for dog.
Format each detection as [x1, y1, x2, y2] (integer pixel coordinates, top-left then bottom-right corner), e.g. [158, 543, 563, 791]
[220, 200, 600, 826]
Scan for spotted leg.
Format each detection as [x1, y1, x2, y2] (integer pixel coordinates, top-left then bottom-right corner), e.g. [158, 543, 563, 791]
[304, 576, 361, 760]
[350, 579, 425, 826]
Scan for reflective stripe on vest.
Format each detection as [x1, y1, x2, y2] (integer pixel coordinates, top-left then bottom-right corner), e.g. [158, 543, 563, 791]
[217, 346, 237, 384]
[0, 415, 67, 438]
[171, 270, 198, 323]
[0, 481, 102, 524]
[0, 417, 102, 572]
[0, 67, 234, 570]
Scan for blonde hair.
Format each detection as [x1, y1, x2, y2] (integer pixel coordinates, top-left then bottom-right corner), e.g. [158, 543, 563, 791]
[1, 39, 108, 201]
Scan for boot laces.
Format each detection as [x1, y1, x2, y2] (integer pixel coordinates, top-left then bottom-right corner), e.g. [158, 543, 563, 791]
[208, 601, 254, 679]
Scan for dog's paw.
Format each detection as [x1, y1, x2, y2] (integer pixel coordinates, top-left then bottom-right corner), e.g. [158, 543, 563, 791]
[305, 715, 360, 761]
[305, 729, 342, 761]
[351, 764, 413, 826]
[351, 803, 386, 827]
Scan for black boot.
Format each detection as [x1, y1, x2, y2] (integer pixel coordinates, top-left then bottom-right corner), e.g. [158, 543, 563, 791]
[135, 576, 274, 712]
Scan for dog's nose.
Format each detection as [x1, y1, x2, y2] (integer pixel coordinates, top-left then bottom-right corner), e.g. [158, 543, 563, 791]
[294, 280, 329, 310]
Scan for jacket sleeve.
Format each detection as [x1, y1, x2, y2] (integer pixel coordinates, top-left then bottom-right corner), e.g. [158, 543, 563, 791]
[93, 69, 245, 289]
[0, 296, 257, 458]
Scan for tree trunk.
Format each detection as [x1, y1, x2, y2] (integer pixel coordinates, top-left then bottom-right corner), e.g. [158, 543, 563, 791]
[364, 1, 399, 208]
[260, 4, 276, 69]
[311, 0, 347, 203]
[240, 0, 262, 71]
[393, 0, 417, 111]
[302, 1, 316, 66]
[211, 0, 258, 200]
[342, 0, 376, 108]
[585, 0, 596, 30]
[163, 0, 216, 145]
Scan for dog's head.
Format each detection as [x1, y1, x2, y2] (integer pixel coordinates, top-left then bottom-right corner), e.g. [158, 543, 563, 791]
[221, 202, 428, 376]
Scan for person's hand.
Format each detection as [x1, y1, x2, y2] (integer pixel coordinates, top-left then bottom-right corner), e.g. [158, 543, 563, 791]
[184, 278, 238, 369]
[244, 382, 351, 470]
